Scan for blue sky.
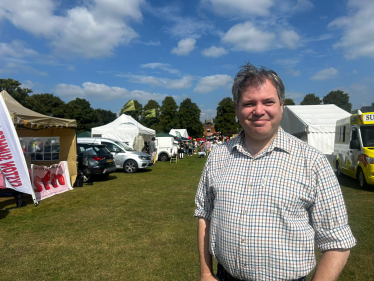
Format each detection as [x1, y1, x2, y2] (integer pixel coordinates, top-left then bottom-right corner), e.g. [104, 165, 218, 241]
[1, 0, 373, 122]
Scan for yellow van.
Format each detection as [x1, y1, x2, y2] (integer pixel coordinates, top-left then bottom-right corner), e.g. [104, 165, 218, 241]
[334, 108, 374, 188]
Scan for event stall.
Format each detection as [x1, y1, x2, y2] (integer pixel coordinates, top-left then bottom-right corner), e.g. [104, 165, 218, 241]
[169, 129, 189, 139]
[281, 104, 351, 154]
[91, 114, 155, 146]
[1, 90, 77, 185]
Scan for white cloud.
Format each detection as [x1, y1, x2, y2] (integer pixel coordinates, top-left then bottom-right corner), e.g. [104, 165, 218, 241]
[171, 38, 196, 56]
[140, 63, 179, 74]
[310, 67, 338, 81]
[3, 61, 48, 76]
[0, 40, 38, 58]
[200, 108, 217, 122]
[53, 82, 168, 103]
[67, 65, 75, 71]
[201, 46, 228, 57]
[204, 0, 274, 17]
[280, 30, 300, 49]
[20, 80, 35, 89]
[222, 22, 275, 52]
[328, 0, 374, 59]
[0, 0, 143, 58]
[120, 74, 193, 89]
[286, 91, 304, 100]
[194, 74, 233, 93]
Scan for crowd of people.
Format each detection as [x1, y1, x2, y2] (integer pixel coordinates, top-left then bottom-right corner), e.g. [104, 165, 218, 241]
[176, 137, 230, 159]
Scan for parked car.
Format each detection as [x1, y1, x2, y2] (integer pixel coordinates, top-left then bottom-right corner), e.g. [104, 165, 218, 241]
[77, 143, 116, 182]
[77, 137, 152, 173]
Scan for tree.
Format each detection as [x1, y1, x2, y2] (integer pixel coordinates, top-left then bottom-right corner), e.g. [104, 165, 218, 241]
[0, 78, 32, 106]
[25, 93, 66, 118]
[95, 109, 117, 125]
[284, 98, 295, 105]
[323, 90, 352, 112]
[120, 99, 142, 121]
[65, 98, 100, 133]
[159, 96, 179, 133]
[300, 93, 321, 105]
[215, 97, 239, 136]
[141, 100, 161, 132]
[178, 98, 203, 138]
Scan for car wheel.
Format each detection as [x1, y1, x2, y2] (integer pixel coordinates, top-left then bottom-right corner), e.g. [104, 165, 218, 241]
[357, 168, 367, 189]
[336, 161, 341, 177]
[159, 153, 168, 162]
[124, 160, 138, 173]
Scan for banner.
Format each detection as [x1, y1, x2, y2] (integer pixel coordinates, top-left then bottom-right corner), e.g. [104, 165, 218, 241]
[31, 161, 73, 201]
[0, 95, 37, 204]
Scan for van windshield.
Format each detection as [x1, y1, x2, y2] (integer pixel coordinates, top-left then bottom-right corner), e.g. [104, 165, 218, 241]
[361, 126, 374, 147]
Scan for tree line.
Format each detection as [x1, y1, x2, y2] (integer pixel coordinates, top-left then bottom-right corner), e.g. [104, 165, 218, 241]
[2, 78, 371, 137]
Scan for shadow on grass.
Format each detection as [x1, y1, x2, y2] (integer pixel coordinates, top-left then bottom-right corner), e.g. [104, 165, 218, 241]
[337, 175, 374, 192]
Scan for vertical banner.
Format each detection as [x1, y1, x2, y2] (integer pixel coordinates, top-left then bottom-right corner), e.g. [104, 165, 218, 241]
[0, 95, 37, 204]
[31, 161, 73, 201]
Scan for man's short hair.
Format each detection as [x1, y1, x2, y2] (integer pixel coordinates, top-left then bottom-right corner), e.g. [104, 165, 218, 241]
[232, 63, 285, 106]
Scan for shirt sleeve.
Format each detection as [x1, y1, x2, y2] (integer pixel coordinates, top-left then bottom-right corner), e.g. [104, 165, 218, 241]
[310, 154, 357, 252]
[194, 156, 214, 220]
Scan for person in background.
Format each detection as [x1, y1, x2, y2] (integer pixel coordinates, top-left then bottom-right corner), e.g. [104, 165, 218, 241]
[188, 141, 193, 156]
[148, 137, 157, 162]
[205, 140, 211, 156]
[195, 62, 356, 281]
[179, 141, 184, 159]
[185, 141, 190, 156]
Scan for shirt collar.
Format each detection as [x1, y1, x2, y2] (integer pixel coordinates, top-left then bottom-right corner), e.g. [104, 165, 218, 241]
[230, 127, 292, 154]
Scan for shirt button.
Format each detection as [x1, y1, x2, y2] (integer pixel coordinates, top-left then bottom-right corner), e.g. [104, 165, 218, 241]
[248, 183, 251, 187]
[241, 239, 246, 243]
[244, 211, 248, 215]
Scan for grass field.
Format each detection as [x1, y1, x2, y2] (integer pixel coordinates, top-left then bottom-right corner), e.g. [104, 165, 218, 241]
[0, 155, 373, 280]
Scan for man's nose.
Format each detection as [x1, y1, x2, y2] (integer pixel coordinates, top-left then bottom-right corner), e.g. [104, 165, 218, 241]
[253, 103, 265, 115]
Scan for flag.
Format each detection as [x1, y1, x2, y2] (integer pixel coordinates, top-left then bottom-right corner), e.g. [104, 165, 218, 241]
[144, 108, 156, 119]
[122, 100, 136, 112]
[175, 131, 182, 138]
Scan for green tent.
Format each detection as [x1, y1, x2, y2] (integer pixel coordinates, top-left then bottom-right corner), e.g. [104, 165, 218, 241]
[156, 132, 175, 138]
[77, 131, 91, 137]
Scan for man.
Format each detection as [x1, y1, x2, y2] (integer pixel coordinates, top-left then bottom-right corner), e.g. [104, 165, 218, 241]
[148, 137, 157, 162]
[195, 63, 356, 281]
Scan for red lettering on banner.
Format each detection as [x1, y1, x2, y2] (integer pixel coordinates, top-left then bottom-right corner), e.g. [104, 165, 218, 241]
[2, 167, 16, 173]
[0, 154, 13, 162]
[0, 161, 16, 169]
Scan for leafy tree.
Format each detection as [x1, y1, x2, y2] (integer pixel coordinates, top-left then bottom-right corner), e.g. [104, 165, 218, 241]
[25, 93, 66, 118]
[178, 98, 203, 138]
[215, 97, 239, 136]
[141, 100, 161, 132]
[284, 98, 295, 105]
[323, 90, 352, 112]
[65, 98, 100, 133]
[159, 96, 179, 133]
[120, 99, 142, 121]
[95, 109, 117, 125]
[0, 78, 32, 106]
[300, 93, 321, 105]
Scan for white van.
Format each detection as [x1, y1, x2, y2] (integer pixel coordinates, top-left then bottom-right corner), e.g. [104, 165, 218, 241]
[156, 135, 178, 161]
[77, 137, 153, 173]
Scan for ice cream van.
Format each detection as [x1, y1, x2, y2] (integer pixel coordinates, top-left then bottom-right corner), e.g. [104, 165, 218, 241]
[334, 107, 374, 188]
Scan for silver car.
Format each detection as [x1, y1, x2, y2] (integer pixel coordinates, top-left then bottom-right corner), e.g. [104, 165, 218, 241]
[77, 137, 153, 173]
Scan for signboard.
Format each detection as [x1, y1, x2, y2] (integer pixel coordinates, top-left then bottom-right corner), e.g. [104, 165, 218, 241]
[31, 161, 73, 201]
[363, 113, 374, 124]
[0, 94, 37, 204]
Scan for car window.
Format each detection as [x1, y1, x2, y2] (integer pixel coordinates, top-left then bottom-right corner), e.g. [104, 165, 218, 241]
[102, 141, 116, 152]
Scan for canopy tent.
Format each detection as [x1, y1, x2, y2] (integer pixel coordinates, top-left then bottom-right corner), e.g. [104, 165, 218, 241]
[77, 131, 91, 137]
[156, 132, 175, 138]
[91, 114, 155, 145]
[1, 90, 77, 184]
[281, 104, 351, 154]
[169, 129, 189, 138]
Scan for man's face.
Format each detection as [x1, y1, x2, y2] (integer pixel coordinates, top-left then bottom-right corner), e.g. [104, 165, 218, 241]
[235, 79, 284, 143]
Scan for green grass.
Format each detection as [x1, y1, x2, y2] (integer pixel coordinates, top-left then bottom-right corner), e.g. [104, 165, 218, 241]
[0, 156, 373, 280]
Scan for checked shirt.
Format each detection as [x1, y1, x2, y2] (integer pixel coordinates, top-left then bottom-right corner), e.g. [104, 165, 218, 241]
[194, 128, 356, 281]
